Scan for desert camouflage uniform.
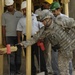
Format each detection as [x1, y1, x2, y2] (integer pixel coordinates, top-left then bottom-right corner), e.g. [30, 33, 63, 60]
[21, 16, 75, 75]
[54, 16, 75, 75]
[43, 37, 53, 73]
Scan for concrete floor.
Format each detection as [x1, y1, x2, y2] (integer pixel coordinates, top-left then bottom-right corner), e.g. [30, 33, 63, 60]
[3, 54, 75, 75]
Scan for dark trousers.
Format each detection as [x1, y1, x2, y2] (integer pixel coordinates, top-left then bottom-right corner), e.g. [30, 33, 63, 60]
[31, 43, 47, 75]
[6, 36, 22, 73]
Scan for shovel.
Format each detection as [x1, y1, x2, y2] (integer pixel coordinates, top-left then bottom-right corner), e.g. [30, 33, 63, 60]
[36, 42, 45, 75]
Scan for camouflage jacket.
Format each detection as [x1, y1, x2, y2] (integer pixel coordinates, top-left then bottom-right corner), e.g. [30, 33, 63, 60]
[21, 16, 75, 58]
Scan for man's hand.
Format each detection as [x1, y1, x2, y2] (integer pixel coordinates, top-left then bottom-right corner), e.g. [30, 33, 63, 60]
[15, 43, 24, 47]
[19, 43, 24, 46]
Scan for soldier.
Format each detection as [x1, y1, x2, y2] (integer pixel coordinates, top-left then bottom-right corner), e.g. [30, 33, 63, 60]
[18, 9, 75, 75]
[35, 0, 55, 74]
[50, 2, 73, 75]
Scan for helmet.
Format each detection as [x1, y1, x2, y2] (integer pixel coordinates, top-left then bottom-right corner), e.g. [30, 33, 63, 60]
[50, 2, 61, 10]
[21, 1, 26, 9]
[39, 9, 53, 21]
[45, 0, 53, 4]
[5, 0, 14, 6]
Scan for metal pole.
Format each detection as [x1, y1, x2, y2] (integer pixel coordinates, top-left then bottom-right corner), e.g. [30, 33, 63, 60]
[26, 0, 32, 75]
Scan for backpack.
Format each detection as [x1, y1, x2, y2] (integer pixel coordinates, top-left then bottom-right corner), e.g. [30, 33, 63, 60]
[54, 16, 75, 41]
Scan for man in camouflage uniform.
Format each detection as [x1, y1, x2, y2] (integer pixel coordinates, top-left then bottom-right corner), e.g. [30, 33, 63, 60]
[50, 2, 73, 75]
[35, 0, 55, 74]
[19, 9, 75, 75]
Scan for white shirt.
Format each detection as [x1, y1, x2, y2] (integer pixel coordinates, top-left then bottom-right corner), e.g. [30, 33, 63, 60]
[57, 13, 68, 18]
[16, 14, 44, 36]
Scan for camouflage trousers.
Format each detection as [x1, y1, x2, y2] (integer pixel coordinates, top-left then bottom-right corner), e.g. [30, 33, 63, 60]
[73, 49, 75, 69]
[58, 50, 72, 75]
[44, 39, 53, 73]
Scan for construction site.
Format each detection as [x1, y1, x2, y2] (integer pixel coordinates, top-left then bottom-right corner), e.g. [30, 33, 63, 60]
[0, 0, 75, 75]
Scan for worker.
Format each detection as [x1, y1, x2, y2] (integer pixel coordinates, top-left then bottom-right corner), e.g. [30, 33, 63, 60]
[35, 0, 53, 16]
[50, 1, 67, 17]
[16, 1, 47, 75]
[2, 0, 23, 75]
[19, 9, 75, 75]
[50, 2, 73, 75]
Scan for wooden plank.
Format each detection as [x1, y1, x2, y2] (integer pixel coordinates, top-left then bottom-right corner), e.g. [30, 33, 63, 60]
[0, 55, 3, 75]
[61, 0, 70, 4]
[0, 0, 4, 75]
[20, 0, 25, 57]
[64, 3, 69, 16]
[26, 0, 32, 75]
[61, 0, 69, 16]
[0, 0, 4, 45]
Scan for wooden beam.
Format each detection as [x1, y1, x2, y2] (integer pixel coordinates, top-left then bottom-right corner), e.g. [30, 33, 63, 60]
[61, 0, 69, 3]
[0, 0, 4, 75]
[0, 55, 3, 75]
[26, 0, 32, 75]
[61, 0, 70, 16]
[64, 3, 69, 16]
[0, 0, 4, 44]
